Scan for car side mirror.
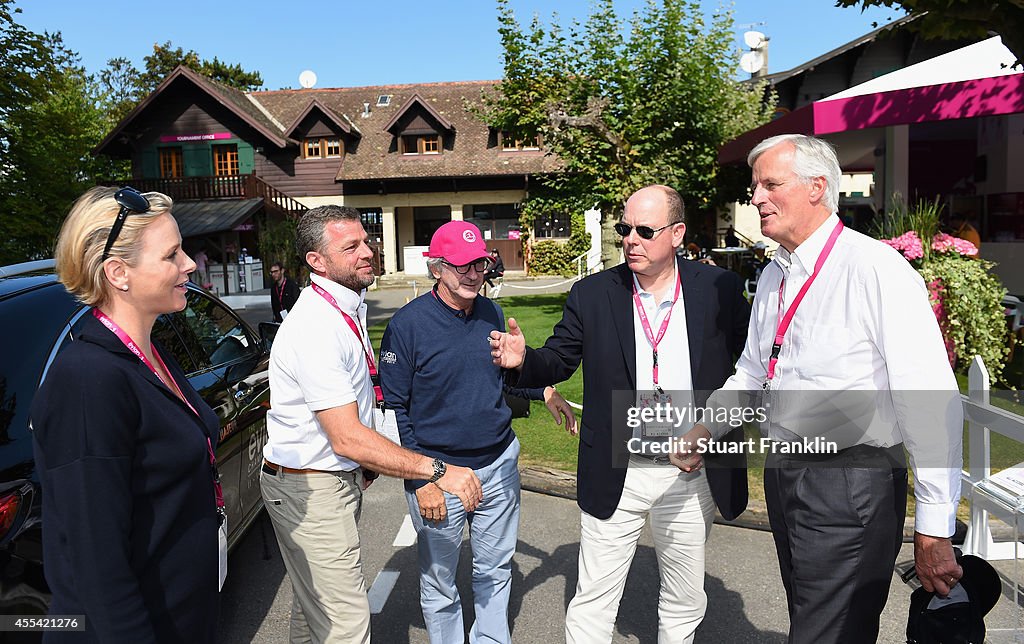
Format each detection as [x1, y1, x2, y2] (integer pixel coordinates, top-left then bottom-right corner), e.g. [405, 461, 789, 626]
[258, 322, 280, 352]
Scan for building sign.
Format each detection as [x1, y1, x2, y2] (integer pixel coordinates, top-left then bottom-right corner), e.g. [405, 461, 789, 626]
[159, 132, 232, 143]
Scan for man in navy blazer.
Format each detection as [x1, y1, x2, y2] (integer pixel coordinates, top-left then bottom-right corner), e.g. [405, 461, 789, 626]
[491, 185, 750, 642]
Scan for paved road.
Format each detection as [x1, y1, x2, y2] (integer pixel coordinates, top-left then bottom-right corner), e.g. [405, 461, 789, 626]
[218, 474, 928, 643]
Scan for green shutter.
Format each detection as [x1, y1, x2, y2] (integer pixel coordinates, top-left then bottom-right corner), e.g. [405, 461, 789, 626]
[238, 142, 255, 175]
[183, 146, 212, 177]
[141, 148, 158, 178]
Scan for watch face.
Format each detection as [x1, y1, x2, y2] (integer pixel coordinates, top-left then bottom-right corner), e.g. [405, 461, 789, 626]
[431, 458, 446, 481]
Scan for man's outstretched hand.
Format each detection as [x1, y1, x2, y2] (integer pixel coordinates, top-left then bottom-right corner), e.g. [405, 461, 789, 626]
[489, 317, 526, 369]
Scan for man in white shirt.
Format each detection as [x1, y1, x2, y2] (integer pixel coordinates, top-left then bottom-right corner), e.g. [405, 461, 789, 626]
[672, 134, 963, 643]
[260, 205, 483, 644]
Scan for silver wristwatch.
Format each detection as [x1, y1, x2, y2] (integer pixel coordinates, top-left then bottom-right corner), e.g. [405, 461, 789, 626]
[429, 458, 447, 483]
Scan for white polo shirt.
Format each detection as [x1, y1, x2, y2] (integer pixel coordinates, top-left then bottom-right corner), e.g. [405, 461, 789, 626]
[264, 273, 375, 471]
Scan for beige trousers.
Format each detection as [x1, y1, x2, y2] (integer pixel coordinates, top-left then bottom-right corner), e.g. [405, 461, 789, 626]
[261, 467, 369, 644]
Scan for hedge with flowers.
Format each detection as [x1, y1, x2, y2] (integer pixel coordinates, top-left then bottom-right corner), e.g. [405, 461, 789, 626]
[874, 198, 1010, 383]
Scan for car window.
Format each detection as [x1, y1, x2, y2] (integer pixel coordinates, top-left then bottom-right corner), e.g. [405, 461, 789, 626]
[181, 291, 256, 370]
[153, 316, 200, 374]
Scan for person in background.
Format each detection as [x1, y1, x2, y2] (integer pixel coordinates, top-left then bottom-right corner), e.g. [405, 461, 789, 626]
[379, 222, 574, 644]
[269, 261, 300, 322]
[950, 212, 981, 251]
[31, 186, 221, 642]
[261, 205, 483, 643]
[192, 245, 209, 288]
[484, 248, 505, 289]
[724, 226, 740, 247]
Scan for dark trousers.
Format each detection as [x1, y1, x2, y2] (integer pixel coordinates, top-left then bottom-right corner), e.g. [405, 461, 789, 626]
[764, 444, 908, 644]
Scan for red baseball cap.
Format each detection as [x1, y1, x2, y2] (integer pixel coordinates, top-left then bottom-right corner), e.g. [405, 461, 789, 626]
[424, 221, 492, 266]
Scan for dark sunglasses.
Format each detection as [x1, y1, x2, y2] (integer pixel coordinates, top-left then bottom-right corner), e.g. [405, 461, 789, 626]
[614, 222, 676, 240]
[443, 259, 491, 275]
[102, 187, 151, 260]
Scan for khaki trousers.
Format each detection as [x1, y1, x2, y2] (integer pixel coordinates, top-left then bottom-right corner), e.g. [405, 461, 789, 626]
[261, 467, 370, 644]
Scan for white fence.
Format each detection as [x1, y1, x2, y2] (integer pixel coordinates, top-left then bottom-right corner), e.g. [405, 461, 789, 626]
[960, 356, 1024, 560]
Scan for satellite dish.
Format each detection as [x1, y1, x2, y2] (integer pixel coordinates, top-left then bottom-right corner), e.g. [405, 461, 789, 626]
[740, 51, 765, 74]
[743, 30, 766, 49]
[298, 70, 317, 89]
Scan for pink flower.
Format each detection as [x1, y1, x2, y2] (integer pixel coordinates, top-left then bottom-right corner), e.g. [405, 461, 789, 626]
[951, 237, 978, 257]
[931, 232, 978, 257]
[883, 231, 924, 261]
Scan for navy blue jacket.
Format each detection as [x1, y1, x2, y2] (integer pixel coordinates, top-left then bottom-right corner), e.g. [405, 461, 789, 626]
[379, 289, 543, 491]
[30, 313, 220, 643]
[513, 258, 751, 520]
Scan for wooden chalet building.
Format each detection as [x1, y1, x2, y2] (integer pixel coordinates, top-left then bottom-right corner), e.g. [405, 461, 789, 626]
[96, 66, 564, 292]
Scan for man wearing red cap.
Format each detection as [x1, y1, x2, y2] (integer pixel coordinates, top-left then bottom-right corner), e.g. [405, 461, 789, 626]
[378, 221, 575, 644]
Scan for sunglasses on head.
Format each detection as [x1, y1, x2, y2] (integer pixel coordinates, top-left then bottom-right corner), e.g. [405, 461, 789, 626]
[443, 259, 491, 274]
[102, 187, 150, 260]
[613, 222, 675, 240]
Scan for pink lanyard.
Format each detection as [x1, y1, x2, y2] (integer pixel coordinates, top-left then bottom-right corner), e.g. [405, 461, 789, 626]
[310, 282, 384, 404]
[92, 309, 225, 514]
[631, 271, 682, 390]
[766, 221, 844, 382]
[275, 278, 286, 305]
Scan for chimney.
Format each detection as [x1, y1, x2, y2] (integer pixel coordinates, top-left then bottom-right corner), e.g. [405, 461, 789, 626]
[362, 102, 371, 118]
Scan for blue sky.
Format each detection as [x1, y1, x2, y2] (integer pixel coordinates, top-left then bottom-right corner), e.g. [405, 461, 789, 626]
[15, 0, 906, 90]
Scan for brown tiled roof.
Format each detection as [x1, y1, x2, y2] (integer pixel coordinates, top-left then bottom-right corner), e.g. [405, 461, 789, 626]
[252, 81, 562, 181]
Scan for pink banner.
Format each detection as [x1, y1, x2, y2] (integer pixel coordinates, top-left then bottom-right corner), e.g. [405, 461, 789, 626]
[159, 132, 232, 143]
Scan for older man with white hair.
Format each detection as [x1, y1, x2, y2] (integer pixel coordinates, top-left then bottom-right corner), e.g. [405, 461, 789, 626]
[673, 134, 963, 643]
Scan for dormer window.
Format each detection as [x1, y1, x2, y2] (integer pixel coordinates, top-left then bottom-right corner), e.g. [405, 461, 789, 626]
[384, 93, 455, 157]
[402, 134, 440, 155]
[303, 137, 343, 159]
[500, 132, 541, 151]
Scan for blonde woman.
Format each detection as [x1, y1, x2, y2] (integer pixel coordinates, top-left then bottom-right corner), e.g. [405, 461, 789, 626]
[30, 187, 222, 642]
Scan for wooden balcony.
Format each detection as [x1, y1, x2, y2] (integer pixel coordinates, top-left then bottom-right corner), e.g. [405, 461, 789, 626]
[128, 175, 307, 219]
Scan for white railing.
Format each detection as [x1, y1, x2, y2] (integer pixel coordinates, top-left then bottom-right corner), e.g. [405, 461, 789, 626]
[960, 356, 1024, 560]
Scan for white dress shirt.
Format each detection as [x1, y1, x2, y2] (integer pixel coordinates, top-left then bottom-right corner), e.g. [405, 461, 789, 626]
[707, 214, 962, 537]
[631, 267, 693, 446]
[264, 273, 375, 471]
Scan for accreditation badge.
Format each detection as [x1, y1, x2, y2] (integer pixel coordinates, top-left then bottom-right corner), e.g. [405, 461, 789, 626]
[218, 515, 228, 591]
[372, 408, 401, 445]
[639, 390, 674, 438]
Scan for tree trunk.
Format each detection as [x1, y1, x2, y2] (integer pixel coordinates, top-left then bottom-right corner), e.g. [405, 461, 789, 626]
[600, 205, 623, 268]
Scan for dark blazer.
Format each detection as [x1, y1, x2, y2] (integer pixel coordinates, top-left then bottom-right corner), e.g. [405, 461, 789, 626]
[516, 257, 751, 520]
[30, 313, 220, 643]
[271, 276, 300, 322]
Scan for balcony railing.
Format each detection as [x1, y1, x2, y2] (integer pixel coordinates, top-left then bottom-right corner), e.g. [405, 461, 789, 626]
[127, 175, 307, 219]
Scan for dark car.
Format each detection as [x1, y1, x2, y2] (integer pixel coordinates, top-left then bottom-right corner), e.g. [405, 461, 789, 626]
[0, 260, 274, 623]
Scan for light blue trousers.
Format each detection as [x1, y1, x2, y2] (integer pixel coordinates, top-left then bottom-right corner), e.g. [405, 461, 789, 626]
[404, 437, 521, 644]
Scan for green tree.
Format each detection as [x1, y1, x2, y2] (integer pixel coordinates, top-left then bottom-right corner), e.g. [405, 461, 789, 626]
[137, 42, 263, 93]
[836, 1, 1024, 67]
[479, 0, 774, 266]
[0, 0, 51, 166]
[0, 33, 124, 263]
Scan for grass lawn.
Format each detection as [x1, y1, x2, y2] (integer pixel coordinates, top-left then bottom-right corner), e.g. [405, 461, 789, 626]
[370, 292, 1024, 517]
